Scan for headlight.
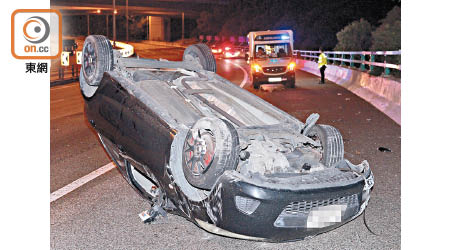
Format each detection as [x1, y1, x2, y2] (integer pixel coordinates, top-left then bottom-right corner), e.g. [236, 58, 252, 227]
[252, 64, 262, 73]
[288, 62, 296, 71]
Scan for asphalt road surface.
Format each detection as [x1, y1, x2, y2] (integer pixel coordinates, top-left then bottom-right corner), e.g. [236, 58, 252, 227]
[50, 45, 400, 249]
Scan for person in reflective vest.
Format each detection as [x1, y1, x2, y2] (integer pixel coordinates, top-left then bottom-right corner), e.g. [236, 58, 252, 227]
[318, 48, 327, 84]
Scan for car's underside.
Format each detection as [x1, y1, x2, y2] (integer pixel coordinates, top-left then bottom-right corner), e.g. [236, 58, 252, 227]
[81, 35, 374, 242]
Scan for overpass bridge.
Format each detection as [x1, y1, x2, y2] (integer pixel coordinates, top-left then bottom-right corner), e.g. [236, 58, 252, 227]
[51, 0, 229, 41]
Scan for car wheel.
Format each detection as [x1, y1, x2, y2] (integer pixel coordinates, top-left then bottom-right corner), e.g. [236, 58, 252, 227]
[253, 80, 261, 89]
[286, 79, 295, 88]
[183, 44, 217, 72]
[308, 124, 344, 167]
[182, 117, 240, 190]
[80, 35, 113, 98]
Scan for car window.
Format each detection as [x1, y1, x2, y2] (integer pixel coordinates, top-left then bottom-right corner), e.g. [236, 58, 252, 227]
[255, 43, 291, 58]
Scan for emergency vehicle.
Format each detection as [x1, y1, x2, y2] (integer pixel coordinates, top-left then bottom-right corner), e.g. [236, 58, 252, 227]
[247, 30, 296, 89]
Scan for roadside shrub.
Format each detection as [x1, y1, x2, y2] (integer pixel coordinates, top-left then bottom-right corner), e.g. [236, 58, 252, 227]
[334, 18, 372, 51]
[371, 6, 401, 51]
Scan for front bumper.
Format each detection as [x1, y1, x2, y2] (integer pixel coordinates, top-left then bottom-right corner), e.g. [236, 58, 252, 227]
[197, 163, 373, 242]
[253, 71, 295, 84]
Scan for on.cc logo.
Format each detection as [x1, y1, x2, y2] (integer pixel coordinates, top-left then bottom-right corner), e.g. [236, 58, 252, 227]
[23, 16, 50, 44]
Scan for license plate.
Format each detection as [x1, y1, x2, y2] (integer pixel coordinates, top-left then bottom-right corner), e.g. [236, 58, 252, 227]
[306, 204, 346, 228]
[268, 77, 282, 82]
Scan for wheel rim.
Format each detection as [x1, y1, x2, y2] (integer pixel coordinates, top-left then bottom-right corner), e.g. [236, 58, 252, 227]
[83, 41, 97, 79]
[183, 129, 215, 176]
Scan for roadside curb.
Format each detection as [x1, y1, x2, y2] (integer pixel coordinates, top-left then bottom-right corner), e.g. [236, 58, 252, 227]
[50, 78, 79, 87]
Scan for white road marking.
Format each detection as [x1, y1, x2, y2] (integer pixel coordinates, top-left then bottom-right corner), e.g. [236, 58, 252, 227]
[51, 99, 65, 104]
[228, 61, 249, 88]
[50, 162, 116, 203]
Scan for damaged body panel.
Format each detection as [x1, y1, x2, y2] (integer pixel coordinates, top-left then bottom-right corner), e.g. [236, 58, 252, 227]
[81, 35, 374, 242]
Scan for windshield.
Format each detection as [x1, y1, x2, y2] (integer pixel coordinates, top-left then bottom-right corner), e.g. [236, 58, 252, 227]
[255, 43, 291, 58]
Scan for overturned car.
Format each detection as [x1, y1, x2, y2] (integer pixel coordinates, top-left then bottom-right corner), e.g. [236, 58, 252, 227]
[80, 35, 374, 242]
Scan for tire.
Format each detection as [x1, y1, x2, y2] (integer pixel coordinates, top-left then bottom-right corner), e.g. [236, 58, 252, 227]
[286, 79, 295, 88]
[80, 35, 113, 98]
[252, 75, 261, 89]
[308, 124, 344, 167]
[182, 117, 240, 190]
[79, 73, 98, 98]
[183, 44, 217, 72]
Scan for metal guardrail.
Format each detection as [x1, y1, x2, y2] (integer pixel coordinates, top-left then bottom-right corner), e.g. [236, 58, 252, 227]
[294, 50, 401, 75]
[110, 41, 134, 58]
[198, 34, 401, 75]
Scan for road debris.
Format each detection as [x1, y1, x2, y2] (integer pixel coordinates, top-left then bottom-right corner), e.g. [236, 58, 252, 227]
[378, 147, 392, 152]
[260, 84, 285, 93]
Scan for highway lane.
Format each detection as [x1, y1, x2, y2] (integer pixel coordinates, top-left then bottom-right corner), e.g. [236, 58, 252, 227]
[216, 58, 248, 87]
[50, 83, 111, 192]
[50, 46, 400, 249]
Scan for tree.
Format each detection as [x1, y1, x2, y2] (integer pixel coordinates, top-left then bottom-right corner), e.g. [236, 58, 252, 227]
[334, 18, 373, 51]
[371, 6, 401, 51]
[194, 0, 398, 49]
[196, 11, 215, 35]
[196, 9, 226, 35]
[371, 5, 401, 77]
[220, 18, 240, 36]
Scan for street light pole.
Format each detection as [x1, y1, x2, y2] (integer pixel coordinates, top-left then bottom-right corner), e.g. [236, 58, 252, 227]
[126, 0, 129, 43]
[106, 14, 109, 38]
[113, 0, 116, 43]
[182, 12, 184, 42]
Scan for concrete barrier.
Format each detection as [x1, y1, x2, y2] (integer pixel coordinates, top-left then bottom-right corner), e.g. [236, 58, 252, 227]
[296, 59, 401, 125]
